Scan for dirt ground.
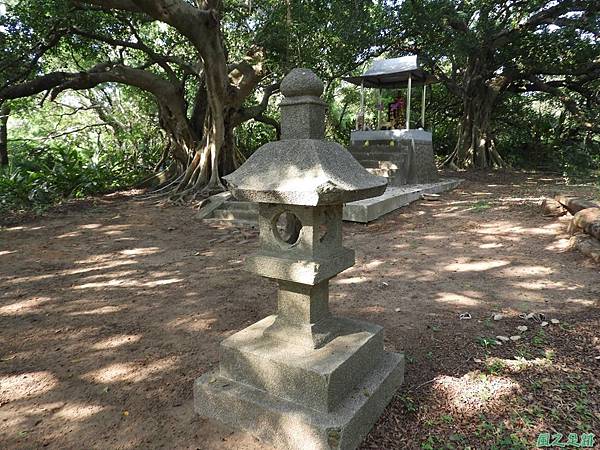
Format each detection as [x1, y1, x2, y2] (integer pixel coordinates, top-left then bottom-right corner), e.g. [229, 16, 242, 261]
[1, 171, 599, 449]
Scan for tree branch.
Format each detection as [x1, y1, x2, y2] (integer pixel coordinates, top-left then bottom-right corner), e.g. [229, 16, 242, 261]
[255, 114, 281, 140]
[75, 0, 142, 13]
[491, 0, 597, 46]
[0, 62, 180, 104]
[233, 82, 280, 126]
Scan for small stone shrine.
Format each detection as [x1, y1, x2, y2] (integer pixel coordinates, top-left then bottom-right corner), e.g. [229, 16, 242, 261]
[343, 55, 439, 186]
[194, 68, 405, 450]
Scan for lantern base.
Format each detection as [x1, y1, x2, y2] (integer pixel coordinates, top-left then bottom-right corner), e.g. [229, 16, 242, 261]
[194, 314, 404, 450]
[194, 350, 404, 450]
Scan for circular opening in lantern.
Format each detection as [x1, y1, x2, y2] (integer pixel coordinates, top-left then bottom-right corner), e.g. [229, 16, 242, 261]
[273, 212, 302, 245]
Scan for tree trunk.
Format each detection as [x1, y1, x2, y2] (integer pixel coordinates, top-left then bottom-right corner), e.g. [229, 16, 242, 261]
[451, 88, 502, 169]
[0, 105, 9, 166]
[220, 117, 236, 176]
[443, 62, 508, 169]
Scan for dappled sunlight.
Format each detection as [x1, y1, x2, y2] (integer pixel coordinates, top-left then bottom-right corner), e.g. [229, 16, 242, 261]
[497, 196, 545, 203]
[0, 296, 53, 316]
[2, 273, 55, 286]
[334, 276, 370, 285]
[1, 173, 597, 449]
[92, 335, 141, 350]
[511, 279, 570, 290]
[364, 259, 385, 269]
[444, 259, 510, 272]
[485, 356, 551, 373]
[66, 260, 138, 275]
[56, 230, 83, 239]
[104, 230, 126, 236]
[82, 357, 180, 384]
[433, 372, 520, 414]
[421, 234, 446, 241]
[499, 265, 553, 277]
[73, 277, 183, 289]
[68, 305, 124, 315]
[54, 403, 107, 421]
[75, 253, 134, 265]
[99, 224, 132, 232]
[476, 221, 563, 237]
[165, 316, 217, 332]
[435, 291, 484, 307]
[0, 371, 59, 402]
[561, 298, 597, 307]
[546, 237, 571, 251]
[479, 242, 503, 249]
[78, 223, 102, 229]
[78, 270, 138, 281]
[120, 247, 161, 256]
[3, 225, 46, 232]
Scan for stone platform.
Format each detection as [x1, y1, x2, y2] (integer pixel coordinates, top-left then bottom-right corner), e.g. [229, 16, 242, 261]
[343, 178, 462, 223]
[195, 315, 405, 450]
[198, 178, 461, 225]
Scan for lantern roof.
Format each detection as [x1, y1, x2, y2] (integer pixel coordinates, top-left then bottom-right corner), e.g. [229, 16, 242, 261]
[224, 68, 387, 206]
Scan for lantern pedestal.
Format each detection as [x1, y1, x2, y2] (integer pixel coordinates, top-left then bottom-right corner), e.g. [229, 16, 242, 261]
[194, 68, 403, 450]
[195, 315, 404, 450]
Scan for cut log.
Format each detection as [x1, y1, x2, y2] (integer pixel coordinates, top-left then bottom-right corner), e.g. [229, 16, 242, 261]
[569, 207, 600, 240]
[541, 198, 566, 217]
[554, 194, 600, 215]
[569, 234, 600, 263]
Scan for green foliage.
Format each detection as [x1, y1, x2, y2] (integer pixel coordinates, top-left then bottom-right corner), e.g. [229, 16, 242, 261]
[392, 0, 599, 169]
[0, 88, 162, 214]
[1, 0, 599, 215]
[0, 139, 155, 214]
[476, 336, 498, 348]
[494, 93, 600, 180]
[235, 120, 277, 159]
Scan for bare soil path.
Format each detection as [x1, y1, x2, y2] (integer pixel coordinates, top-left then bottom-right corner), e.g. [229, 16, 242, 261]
[1, 171, 598, 449]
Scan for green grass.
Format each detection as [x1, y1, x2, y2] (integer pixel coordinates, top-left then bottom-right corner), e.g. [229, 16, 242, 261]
[471, 200, 493, 212]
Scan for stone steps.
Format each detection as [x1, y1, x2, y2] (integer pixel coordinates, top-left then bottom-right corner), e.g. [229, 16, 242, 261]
[220, 201, 258, 211]
[366, 168, 398, 178]
[350, 151, 405, 162]
[197, 196, 259, 226]
[209, 208, 258, 222]
[359, 160, 400, 170]
[204, 218, 258, 227]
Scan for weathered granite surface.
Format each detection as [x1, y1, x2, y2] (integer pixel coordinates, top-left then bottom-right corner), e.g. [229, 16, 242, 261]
[195, 68, 403, 450]
[343, 178, 462, 223]
[350, 129, 439, 186]
[351, 140, 438, 186]
[195, 350, 404, 450]
[225, 140, 387, 205]
[224, 68, 387, 205]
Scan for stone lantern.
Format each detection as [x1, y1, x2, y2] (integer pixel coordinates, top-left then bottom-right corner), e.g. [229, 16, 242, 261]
[194, 68, 405, 450]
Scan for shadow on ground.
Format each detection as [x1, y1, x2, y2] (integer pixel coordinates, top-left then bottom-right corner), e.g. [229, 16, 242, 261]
[0, 171, 598, 449]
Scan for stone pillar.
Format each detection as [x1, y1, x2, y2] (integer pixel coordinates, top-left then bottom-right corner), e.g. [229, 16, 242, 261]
[194, 68, 404, 450]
